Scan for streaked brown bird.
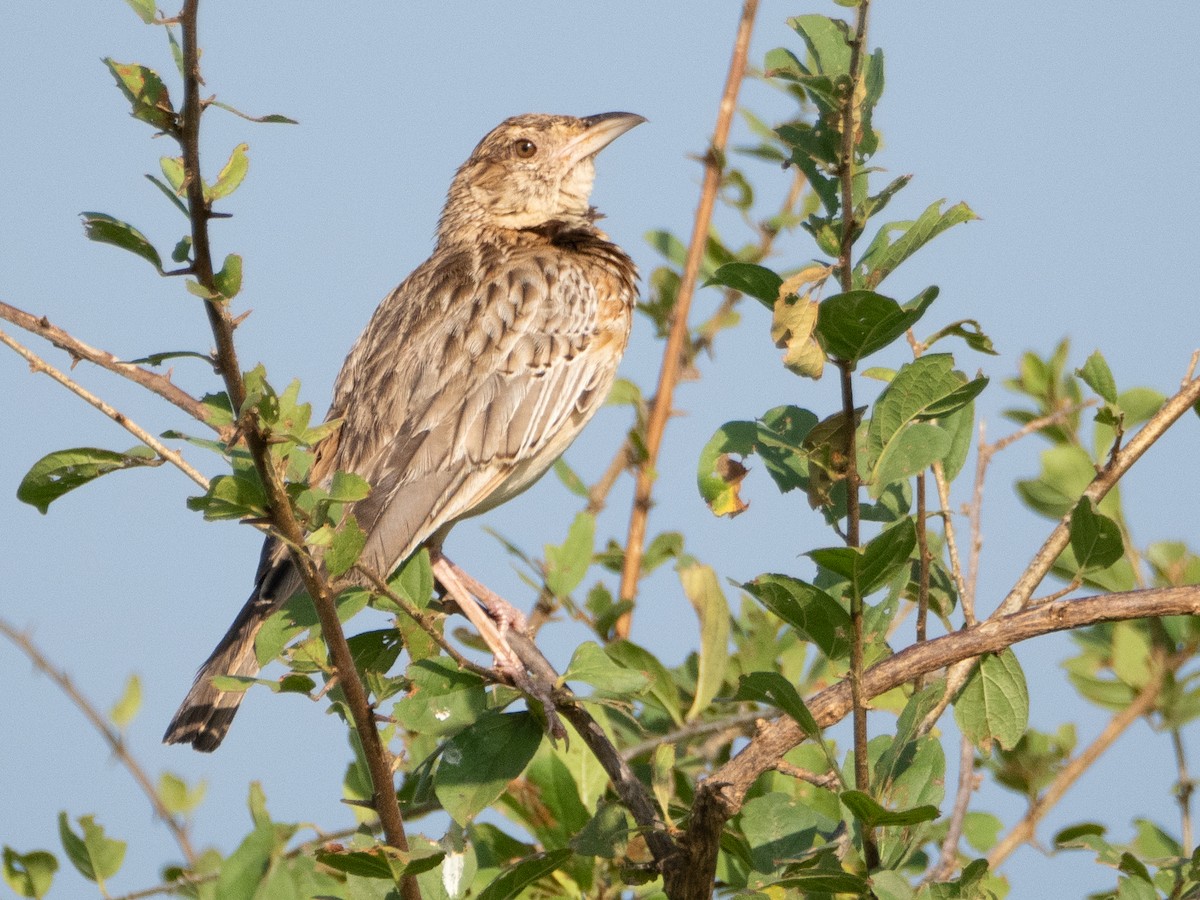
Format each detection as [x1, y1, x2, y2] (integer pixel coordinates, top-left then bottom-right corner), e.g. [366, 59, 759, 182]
[165, 111, 644, 751]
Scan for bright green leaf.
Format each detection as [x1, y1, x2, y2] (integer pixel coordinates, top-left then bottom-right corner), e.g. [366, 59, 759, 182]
[476, 848, 572, 900]
[80, 213, 164, 273]
[706, 262, 783, 309]
[562, 642, 650, 695]
[122, 0, 156, 24]
[839, 791, 939, 828]
[56, 814, 125, 886]
[214, 253, 243, 300]
[103, 59, 175, 132]
[544, 512, 595, 597]
[742, 574, 851, 660]
[1077, 351, 1118, 404]
[207, 142, 249, 201]
[18, 446, 158, 514]
[817, 288, 936, 362]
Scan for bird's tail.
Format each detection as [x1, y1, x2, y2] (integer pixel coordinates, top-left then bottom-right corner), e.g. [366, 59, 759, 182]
[164, 542, 299, 752]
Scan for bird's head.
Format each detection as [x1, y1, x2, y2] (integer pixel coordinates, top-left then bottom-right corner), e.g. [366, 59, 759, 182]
[439, 112, 645, 239]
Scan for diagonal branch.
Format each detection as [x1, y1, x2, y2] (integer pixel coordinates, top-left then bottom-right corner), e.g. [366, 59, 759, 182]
[1, 326, 210, 491]
[0, 618, 199, 866]
[0, 299, 225, 437]
[615, 0, 759, 637]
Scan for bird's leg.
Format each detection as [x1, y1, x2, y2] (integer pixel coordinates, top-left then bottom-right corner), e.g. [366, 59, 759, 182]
[428, 552, 525, 674]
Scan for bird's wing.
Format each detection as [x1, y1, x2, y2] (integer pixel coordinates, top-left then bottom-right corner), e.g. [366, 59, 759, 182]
[320, 241, 626, 580]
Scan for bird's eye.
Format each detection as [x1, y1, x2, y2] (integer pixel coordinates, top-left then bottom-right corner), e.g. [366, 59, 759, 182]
[514, 139, 537, 159]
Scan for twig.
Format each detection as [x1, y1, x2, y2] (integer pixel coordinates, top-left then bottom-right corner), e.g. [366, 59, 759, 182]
[586, 441, 632, 515]
[620, 709, 765, 762]
[0, 327, 210, 491]
[0, 300, 225, 437]
[0, 618, 198, 866]
[177, 2, 414, 885]
[931, 460, 971, 622]
[925, 735, 979, 883]
[987, 666, 1165, 870]
[1172, 727, 1195, 854]
[915, 473, 931, 687]
[615, 0, 759, 636]
[774, 760, 841, 791]
[354, 565, 499, 682]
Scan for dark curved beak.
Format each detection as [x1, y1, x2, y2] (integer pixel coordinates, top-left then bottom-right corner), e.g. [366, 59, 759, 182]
[559, 112, 647, 164]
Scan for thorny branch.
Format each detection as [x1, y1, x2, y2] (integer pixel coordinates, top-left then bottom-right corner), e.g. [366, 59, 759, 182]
[176, 3, 416, 890]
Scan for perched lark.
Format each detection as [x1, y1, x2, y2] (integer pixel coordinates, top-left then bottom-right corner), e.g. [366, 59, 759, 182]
[165, 112, 644, 751]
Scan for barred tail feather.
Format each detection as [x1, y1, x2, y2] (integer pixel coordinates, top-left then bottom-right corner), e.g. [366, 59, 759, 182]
[164, 541, 298, 751]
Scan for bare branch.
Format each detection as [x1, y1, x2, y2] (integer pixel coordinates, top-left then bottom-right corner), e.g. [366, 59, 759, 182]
[0, 299, 225, 437]
[616, 0, 759, 635]
[1, 327, 210, 491]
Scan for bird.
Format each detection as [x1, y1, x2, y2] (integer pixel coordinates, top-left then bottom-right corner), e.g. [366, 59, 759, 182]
[164, 111, 645, 751]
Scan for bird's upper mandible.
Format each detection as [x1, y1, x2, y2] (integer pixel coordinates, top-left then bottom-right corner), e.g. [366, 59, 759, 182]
[439, 111, 646, 237]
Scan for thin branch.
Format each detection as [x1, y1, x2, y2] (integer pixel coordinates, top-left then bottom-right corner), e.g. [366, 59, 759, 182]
[915, 473, 931, 686]
[926, 735, 979, 883]
[0, 300, 225, 436]
[176, 2, 414, 885]
[1172, 727, 1195, 855]
[615, 0, 759, 636]
[931, 460, 971, 621]
[0, 618, 199, 866]
[621, 709, 765, 761]
[987, 666, 1165, 870]
[774, 760, 842, 791]
[1, 327, 210, 491]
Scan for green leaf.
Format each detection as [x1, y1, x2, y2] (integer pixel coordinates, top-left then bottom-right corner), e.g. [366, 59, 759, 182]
[839, 791, 939, 828]
[551, 458, 589, 498]
[2, 847, 57, 899]
[208, 100, 299, 125]
[214, 823, 278, 900]
[476, 848, 572, 900]
[867, 422, 951, 497]
[1076, 350, 1118, 403]
[770, 871, 872, 893]
[122, 0, 156, 24]
[328, 471, 371, 503]
[17, 446, 158, 514]
[80, 213, 163, 273]
[923, 319, 999, 356]
[207, 142, 249, 201]
[1069, 499, 1125, 572]
[605, 640, 684, 726]
[544, 512, 595, 597]
[435, 712, 543, 824]
[1016, 445, 1099, 519]
[572, 804, 632, 857]
[859, 200, 978, 288]
[103, 59, 176, 132]
[939, 400, 977, 483]
[108, 674, 142, 730]
[697, 420, 756, 517]
[741, 574, 851, 660]
[706, 262, 782, 308]
[562, 642, 650, 695]
[789, 14, 852, 77]
[156, 772, 206, 816]
[817, 288, 936, 363]
[679, 562, 730, 720]
[214, 253, 243, 300]
[160, 156, 186, 194]
[954, 650, 1029, 750]
[394, 658, 487, 736]
[733, 672, 820, 739]
[56, 814, 125, 886]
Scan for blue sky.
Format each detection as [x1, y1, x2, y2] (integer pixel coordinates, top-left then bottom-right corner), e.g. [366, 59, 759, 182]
[2, 2, 1199, 897]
